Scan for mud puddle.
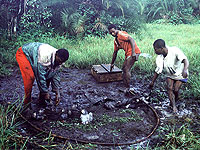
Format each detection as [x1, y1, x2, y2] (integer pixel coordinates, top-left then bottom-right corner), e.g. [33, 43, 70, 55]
[0, 67, 199, 149]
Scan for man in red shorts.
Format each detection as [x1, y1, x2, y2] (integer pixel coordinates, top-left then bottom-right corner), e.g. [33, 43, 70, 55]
[16, 42, 69, 108]
[108, 24, 141, 90]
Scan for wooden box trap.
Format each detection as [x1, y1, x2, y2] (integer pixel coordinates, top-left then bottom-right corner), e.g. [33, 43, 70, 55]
[91, 64, 123, 82]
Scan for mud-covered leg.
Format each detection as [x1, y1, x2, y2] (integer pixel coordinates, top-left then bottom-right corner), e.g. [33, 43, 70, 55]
[166, 78, 177, 113]
[174, 80, 183, 101]
[122, 56, 136, 88]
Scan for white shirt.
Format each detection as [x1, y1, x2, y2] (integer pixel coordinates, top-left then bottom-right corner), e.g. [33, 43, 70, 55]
[155, 46, 189, 80]
[37, 44, 58, 67]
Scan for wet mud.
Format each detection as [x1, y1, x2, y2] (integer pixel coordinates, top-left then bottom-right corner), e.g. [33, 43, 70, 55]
[0, 67, 199, 149]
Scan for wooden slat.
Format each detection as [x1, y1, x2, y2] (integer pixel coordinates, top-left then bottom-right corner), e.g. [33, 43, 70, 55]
[101, 64, 122, 73]
[92, 65, 107, 73]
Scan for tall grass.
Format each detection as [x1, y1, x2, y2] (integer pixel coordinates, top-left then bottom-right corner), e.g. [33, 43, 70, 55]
[1, 23, 200, 98]
[155, 124, 200, 149]
[0, 101, 27, 149]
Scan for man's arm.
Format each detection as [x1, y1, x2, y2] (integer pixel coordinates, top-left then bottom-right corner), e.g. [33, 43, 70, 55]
[34, 64, 50, 100]
[110, 51, 118, 71]
[182, 59, 189, 78]
[149, 72, 159, 89]
[51, 72, 61, 105]
[128, 36, 138, 60]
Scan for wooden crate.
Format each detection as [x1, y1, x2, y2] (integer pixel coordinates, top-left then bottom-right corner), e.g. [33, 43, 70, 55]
[91, 64, 123, 82]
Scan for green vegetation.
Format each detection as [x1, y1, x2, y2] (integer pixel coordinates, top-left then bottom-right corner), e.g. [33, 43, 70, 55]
[155, 123, 200, 149]
[51, 109, 141, 132]
[0, 102, 74, 149]
[0, 101, 25, 149]
[1, 0, 199, 39]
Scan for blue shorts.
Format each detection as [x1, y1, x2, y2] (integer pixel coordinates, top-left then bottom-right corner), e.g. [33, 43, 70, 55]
[179, 78, 188, 83]
[167, 77, 188, 83]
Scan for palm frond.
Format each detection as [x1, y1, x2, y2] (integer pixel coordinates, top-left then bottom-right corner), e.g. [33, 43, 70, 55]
[93, 18, 107, 31]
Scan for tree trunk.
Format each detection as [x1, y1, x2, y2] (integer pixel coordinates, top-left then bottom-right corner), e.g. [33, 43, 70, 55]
[7, 0, 26, 40]
[8, 17, 13, 40]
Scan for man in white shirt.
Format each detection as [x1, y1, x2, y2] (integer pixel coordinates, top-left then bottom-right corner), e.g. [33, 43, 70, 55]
[149, 39, 189, 113]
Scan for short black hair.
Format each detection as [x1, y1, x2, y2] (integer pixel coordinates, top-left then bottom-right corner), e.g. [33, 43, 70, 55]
[153, 39, 166, 48]
[108, 24, 117, 31]
[56, 49, 69, 62]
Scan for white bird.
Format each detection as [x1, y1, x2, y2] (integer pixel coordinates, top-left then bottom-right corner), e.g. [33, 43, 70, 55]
[80, 109, 93, 124]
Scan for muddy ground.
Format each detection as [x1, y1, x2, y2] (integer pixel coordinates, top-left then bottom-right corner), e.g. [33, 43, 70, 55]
[0, 67, 199, 149]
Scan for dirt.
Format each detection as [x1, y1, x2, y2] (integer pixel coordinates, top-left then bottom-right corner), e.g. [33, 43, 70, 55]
[0, 67, 199, 149]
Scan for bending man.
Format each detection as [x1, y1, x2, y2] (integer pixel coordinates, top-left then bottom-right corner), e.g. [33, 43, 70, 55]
[16, 42, 69, 107]
[149, 39, 189, 113]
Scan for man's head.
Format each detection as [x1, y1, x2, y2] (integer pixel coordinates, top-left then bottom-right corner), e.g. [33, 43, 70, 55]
[153, 39, 166, 55]
[54, 49, 69, 67]
[108, 24, 117, 37]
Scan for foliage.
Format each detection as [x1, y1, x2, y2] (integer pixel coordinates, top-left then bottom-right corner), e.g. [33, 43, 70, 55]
[0, 36, 18, 77]
[0, 102, 73, 149]
[0, 0, 200, 40]
[60, 1, 108, 38]
[0, 101, 26, 149]
[101, 0, 129, 17]
[156, 124, 200, 149]
[146, 0, 199, 24]
[0, 0, 22, 28]
[0, 0, 25, 39]
[61, 8, 87, 37]
[0, 2, 8, 29]
[59, 0, 145, 37]
[19, 0, 53, 33]
[0, 0, 53, 39]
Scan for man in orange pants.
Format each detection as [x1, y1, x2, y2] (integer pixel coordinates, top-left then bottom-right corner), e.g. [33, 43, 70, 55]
[16, 42, 69, 107]
[108, 24, 141, 90]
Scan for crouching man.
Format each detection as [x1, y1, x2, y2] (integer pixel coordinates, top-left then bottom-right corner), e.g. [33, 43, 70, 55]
[149, 39, 189, 113]
[16, 42, 69, 107]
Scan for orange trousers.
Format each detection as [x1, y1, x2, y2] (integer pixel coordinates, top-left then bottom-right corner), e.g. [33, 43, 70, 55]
[16, 47, 35, 104]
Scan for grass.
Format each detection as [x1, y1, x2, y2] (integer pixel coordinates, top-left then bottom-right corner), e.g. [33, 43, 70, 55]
[51, 109, 141, 132]
[0, 101, 27, 149]
[155, 124, 200, 149]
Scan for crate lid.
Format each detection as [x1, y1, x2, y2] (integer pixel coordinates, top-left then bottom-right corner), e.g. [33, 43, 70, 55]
[92, 64, 122, 74]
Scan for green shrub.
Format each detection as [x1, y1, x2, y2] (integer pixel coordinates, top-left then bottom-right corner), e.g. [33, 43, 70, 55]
[156, 124, 200, 149]
[0, 101, 26, 149]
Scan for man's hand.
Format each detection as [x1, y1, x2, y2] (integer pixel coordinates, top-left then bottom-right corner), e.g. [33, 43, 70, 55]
[149, 82, 154, 89]
[55, 90, 61, 106]
[182, 70, 188, 78]
[39, 92, 50, 101]
[132, 53, 139, 61]
[110, 64, 114, 72]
